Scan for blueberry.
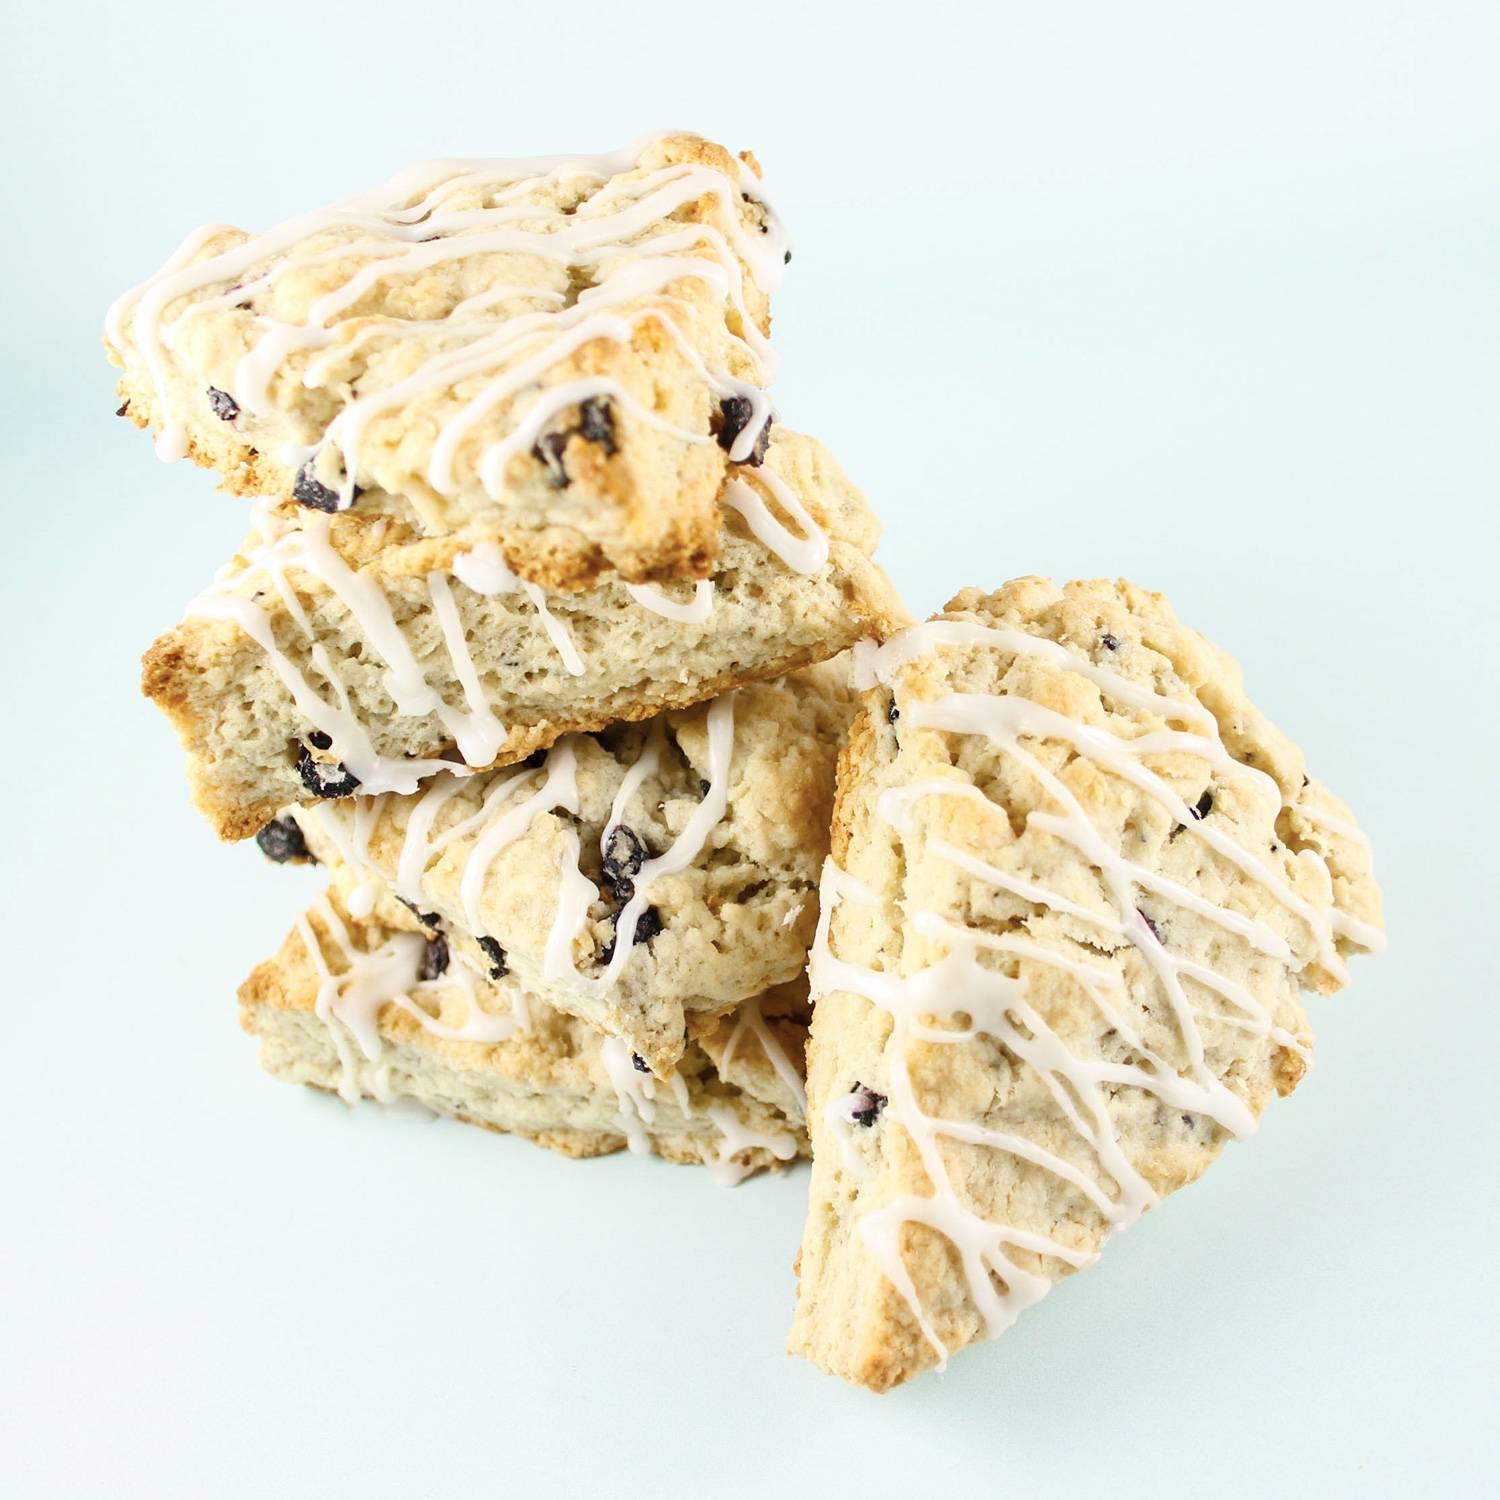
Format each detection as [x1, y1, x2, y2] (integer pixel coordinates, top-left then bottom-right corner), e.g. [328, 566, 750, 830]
[398, 896, 444, 932]
[1181, 1113, 1195, 1128]
[601, 826, 649, 903]
[532, 397, 619, 488]
[292, 461, 343, 512]
[207, 387, 240, 421]
[1191, 791, 1214, 820]
[533, 430, 571, 489]
[599, 904, 663, 964]
[295, 743, 361, 798]
[255, 816, 315, 864]
[714, 395, 772, 464]
[477, 935, 508, 979]
[1100, 632, 1120, 651]
[783, 249, 792, 264]
[1136, 909, 1160, 941]
[887, 700, 900, 725]
[631, 1053, 651, 1075]
[116, 401, 130, 417]
[419, 934, 450, 981]
[577, 396, 618, 456]
[306, 730, 333, 750]
[849, 1084, 886, 1127]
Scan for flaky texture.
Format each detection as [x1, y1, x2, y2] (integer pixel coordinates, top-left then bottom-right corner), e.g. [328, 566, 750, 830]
[142, 429, 908, 842]
[788, 577, 1384, 1390]
[293, 665, 855, 1076]
[107, 133, 792, 587]
[241, 889, 810, 1179]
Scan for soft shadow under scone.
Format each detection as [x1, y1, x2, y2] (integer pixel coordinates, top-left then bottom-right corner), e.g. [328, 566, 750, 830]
[242, 888, 810, 1180]
[788, 577, 1385, 1391]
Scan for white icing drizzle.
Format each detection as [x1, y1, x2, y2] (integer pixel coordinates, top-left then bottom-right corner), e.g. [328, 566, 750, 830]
[814, 618, 1382, 1368]
[296, 893, 525, 1106]
[108, 134, 791, 501]
[704, 1105, 799, 1187]
[519, 582, 585, 676]
[721, 470, 829, 576]
[600, 1035, 657, 1155]
[449, 541, 519, 596]
[624, 579, 715, 624]
[548, 693, 738, 995]
[714, 996, 808, 1116]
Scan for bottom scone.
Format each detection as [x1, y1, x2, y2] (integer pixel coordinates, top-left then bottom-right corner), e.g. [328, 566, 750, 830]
[240, 889, 810, 1183]
[788, 578, 1385, 1389]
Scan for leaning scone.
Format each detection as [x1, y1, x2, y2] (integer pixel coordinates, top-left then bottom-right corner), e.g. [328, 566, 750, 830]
[788, 577, 1384, 1390]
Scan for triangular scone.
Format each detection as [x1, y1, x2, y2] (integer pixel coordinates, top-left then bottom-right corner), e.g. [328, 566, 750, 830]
[241, 889, 809, 1181]
[292, 665, 856, 1076]
[107, 132, 791, 589]
[142, 428, 907, 841]
[788, 578, 1385, 1390]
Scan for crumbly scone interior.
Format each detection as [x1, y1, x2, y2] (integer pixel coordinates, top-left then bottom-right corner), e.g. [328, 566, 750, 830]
[140, 427, 909, 841]
[290, 665, 855, 1075]
[242, 885, 811, 1182]
[789, 577, 1385, 1390]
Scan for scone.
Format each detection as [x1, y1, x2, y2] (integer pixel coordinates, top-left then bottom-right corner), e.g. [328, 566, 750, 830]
[142, 428, 908, 841]
[242, 888, 809, 1182]
[106, 132, 791, 589]
[293, 664, 856, 1076]
[787, 578, 1385, 1390]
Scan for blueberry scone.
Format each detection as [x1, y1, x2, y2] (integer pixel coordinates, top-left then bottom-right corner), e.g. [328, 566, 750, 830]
[142, 428, 907, 841]
[788, 578, 1385, 1390]
[241, 888, 809, 1181]
[107, 132, 791, 589]
[290, 664, 855, 1076]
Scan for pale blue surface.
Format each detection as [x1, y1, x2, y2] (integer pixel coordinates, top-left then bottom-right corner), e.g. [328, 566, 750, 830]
[2, 3, 1496, 1495]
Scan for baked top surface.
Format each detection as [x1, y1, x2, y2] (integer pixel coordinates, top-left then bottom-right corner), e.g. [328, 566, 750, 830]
[106, 132, 791, 586]
[789, 577, 1384, 1389]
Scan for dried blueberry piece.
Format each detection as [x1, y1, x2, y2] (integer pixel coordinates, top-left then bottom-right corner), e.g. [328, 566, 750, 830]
[255, 816, 315, 864]
[116, 401, 130, 417]
[1181, 1113, 1195, 1128]
[1191, 790, 1214, 820]
[577, 396, 618, 455]
[419, 933, 450, 982]
[887, 700, 900, 725]
[601, 826, 649, 903]
[849, 1084, 887, 1127]
[783, 249, 792, 264]
[292, 461, 343, 512]
[477, 935, 509, 979]
[1136, 909, 1160, 941]
[398, 896, 444, 932]
[306, 730, 333, 750]
[631, 1053, 651, 1075]
[714, 395, 772, 464]
[1100, 632, 1120, 651]
[296, 744, 361, 798]
[599, 904, 663, 965]
[207, 386, 240, 421]
[533, 430, 571, 488]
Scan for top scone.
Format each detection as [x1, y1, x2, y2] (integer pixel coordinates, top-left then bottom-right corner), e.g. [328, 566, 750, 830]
[105, 133, 790, 589]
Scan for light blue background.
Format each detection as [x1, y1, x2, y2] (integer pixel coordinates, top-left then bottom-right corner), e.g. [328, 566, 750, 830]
[3, 2, 1495, 1495]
